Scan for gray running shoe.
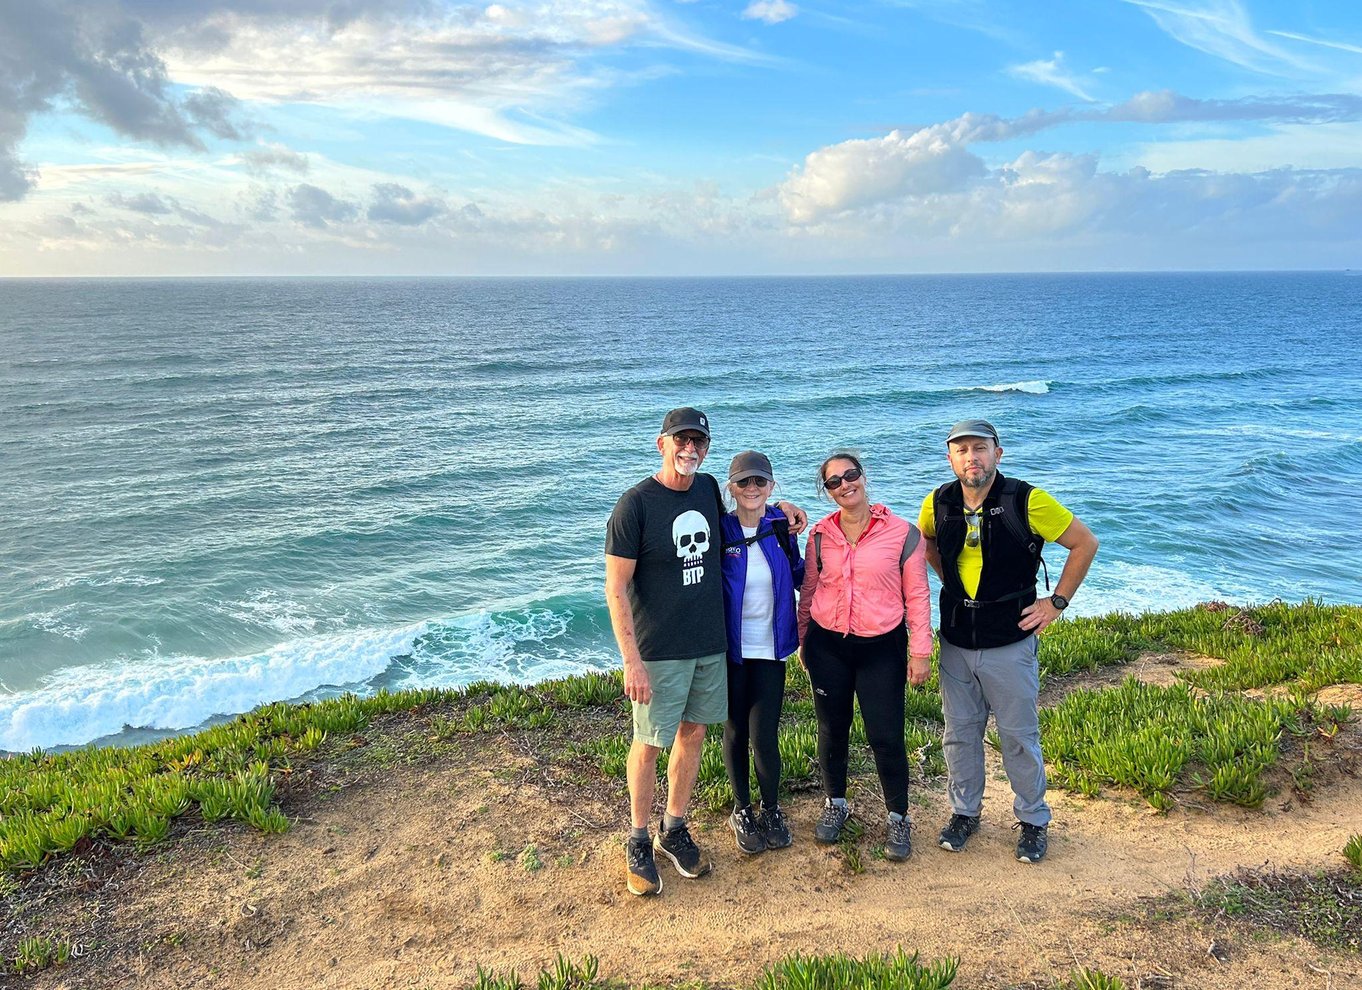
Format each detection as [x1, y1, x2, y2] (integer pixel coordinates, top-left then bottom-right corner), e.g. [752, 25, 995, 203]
[730, 805, 766, 855]
[758, 804, 793, 849]
[813, 799, 850, 843]
[625, 836, 662, 896]
[1014, 821, 1048, 863]
[885, 814, 912, 861]
[938, 813, 981, 853]
[654, 820, 713, 878]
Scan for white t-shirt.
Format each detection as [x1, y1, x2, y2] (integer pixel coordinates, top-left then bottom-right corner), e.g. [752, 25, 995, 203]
[739, 524, 777, 660]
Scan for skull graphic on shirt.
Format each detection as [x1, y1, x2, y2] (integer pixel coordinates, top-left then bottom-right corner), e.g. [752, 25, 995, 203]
[672, 510, 710, 566]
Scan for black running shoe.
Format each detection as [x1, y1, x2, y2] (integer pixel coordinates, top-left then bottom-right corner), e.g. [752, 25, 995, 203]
[1014, 821, 1048, 863]
[730, 805, 766, 855]
[758, 804, 793, 849]
[885, 814, 912, 861]
[938, 813, 981, 853]
[655, 820, 713, 878]
[625, 836, 661, 896]
[813, 799, 850, 843]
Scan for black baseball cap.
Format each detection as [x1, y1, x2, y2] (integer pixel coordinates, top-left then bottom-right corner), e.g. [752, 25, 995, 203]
[728, 450, 773, 483]
[946, 419, 999, 444]
[660, 407, 710, 437]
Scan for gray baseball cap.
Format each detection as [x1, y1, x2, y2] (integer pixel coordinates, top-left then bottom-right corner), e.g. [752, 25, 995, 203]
[660, 407, 710, 437]
[728, 450, 774, 483]
[946, 419, 1000, 444]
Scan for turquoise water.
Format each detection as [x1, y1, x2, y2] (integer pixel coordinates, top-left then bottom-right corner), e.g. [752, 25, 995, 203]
[2, 273, 1360, 751]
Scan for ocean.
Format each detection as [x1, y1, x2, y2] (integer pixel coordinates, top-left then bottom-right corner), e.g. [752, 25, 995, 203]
[2, 273, 1360, 753]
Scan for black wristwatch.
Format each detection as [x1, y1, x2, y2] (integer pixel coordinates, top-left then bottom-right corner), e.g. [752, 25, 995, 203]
[1050, 594, 1070, 611]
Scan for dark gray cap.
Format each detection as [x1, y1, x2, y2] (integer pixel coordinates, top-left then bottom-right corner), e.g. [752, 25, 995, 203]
[660, 407, 710, 437]
[728, 450, 774, 483]
[946, 419, 999, 444]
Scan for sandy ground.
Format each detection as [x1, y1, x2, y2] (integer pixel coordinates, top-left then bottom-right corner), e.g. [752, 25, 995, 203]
[19, 665, 1362, 990]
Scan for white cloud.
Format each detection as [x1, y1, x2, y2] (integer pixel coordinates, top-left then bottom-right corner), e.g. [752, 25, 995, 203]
[778, 125, 988, 223]
[742, 1, 798, 26]
[1008, 51, 1097, 102]
[773, 90, 1362, 248]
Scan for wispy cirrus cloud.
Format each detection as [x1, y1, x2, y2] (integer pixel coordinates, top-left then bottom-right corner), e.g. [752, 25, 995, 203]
[1268, 30, 1362, 58]
[0, 1, 772, 202]
[1008, 51, 1097, 102]
[1121, 0, 1315, 76]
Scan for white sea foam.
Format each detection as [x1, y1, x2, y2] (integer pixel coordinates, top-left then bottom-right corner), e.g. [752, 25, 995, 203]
[42, 569, 165, 591]
[970, 380, 1051, 395]
[0, 622, 427, 752]
[31, 605, 90, 642]
[209, 590, 323, 637]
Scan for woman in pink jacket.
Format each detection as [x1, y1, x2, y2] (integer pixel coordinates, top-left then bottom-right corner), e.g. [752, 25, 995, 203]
[797, 451, 933, 861]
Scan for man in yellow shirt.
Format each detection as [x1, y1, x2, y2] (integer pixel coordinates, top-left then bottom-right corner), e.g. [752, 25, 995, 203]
[918, 419, 1098, 864]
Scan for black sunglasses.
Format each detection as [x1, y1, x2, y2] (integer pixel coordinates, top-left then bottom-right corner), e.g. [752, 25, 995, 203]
[734, 476, 771, 489]
[823, 467, 864, 491]
[672, 432, 710, 449]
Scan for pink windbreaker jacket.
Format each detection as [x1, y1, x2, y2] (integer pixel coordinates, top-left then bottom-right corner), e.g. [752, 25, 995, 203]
[796, 504, 933, 658]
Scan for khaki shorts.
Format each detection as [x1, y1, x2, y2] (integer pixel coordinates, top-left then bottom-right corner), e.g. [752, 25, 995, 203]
[632, 652, 728, 747]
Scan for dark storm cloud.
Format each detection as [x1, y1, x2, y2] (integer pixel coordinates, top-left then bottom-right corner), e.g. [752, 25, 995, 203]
[0, 0, 253, 201]
[287, 182, 358, 228]
[240, 145, 309, 175]
[367, 182, 444, 225]
[107, 190, 173, 213]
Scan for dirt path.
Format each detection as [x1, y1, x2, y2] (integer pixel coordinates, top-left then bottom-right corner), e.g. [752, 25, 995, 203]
[29, 719, 1361, 990]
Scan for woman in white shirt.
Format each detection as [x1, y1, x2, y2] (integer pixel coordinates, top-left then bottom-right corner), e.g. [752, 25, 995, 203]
[718, 451, 805, 854]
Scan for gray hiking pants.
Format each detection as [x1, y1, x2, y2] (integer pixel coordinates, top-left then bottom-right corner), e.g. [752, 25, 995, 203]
[939, 634, 1052, 827]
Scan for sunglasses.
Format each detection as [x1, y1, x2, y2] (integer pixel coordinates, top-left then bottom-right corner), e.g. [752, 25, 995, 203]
[734, 476, 771, 489]
[672, 433, 710, 449]
[964, 508, 982, 548]
[822, 467, 864, 491]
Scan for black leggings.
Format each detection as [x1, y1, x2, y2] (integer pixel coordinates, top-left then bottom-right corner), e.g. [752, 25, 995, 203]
[722, 658, 787, 810]
[801, 620, 909, 816]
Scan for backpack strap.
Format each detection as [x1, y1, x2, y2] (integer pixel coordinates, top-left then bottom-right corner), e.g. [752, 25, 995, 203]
[815, 523, 919, 573]
[996, 478, 1039, 554]
[900, 524, 921, 569]
[997, 477, 1049, 590]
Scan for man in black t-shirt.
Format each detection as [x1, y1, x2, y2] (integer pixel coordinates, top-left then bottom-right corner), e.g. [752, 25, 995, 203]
[605, 407, 803, 897]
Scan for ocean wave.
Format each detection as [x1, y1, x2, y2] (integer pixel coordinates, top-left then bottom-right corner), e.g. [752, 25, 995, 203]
[0, 623, 427, 752]
[967, 380, 1051, 395]
[381, 607, 615, 691]
[0, 598, 615, 753]
[1068, 560, 1254, 618]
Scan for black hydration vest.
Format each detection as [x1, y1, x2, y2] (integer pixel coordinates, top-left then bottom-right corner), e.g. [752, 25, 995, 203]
[934, 473, 1044, 649]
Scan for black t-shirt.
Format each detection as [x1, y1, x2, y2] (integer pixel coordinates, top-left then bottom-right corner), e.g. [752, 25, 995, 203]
[605, 474, 727, 661]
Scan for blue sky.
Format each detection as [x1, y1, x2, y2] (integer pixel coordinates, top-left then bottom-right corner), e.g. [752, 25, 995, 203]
[2, 0, 1361, 275]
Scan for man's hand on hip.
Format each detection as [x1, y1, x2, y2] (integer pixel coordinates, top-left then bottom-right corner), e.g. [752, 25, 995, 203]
[1019, 597, 1063, 634]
